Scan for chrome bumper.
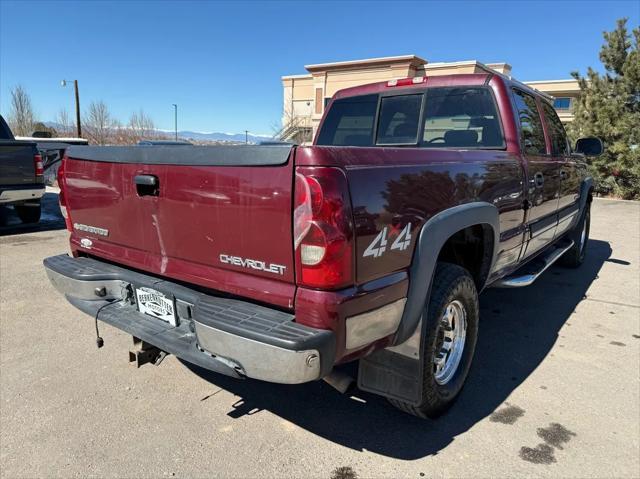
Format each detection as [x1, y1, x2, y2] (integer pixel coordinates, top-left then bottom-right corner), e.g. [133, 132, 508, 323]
[43, 254, 335, 384]
[194, 322, 322, 383]
[0, 186, 45, 204]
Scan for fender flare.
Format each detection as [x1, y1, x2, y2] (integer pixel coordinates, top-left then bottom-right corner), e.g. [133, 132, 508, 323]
[578, 176, 593, 212]
[566, 176, 593, 232]
[394, 202, 500, 345]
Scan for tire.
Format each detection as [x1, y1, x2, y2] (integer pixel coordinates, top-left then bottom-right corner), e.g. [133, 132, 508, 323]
[559, 201, 590, 268]
[14, 201, 41, 224]
[389, 262, 479, 418]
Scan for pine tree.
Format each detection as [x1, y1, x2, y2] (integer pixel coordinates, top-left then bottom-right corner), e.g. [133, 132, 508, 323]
[568, 18, 640, 200]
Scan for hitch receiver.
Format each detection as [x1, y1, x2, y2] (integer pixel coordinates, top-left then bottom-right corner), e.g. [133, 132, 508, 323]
[129, 336, 168, 367]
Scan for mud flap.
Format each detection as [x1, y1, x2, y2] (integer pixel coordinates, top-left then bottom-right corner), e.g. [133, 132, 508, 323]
[358, 319, 425, 405]
[357, 349, 423, 405]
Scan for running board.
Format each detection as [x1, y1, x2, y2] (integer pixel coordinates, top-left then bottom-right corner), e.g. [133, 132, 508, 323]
[493, 240, 574, 288]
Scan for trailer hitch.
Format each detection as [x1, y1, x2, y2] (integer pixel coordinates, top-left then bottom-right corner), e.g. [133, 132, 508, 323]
[129, 336, 168, 367]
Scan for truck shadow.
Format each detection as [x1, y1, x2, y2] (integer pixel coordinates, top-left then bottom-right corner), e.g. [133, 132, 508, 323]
[0, 192, 66, 236]
[184, 238, 611, 459]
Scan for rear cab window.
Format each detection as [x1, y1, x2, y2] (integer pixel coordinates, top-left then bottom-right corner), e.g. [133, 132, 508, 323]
[421, 87, 504, 148]
[316, 87, 505, 149]
[316, 94, 377, 146]
[376, 94, 423, 145]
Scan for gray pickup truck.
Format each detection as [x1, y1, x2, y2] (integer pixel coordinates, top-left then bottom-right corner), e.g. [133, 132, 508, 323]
[0, 115, 45, 223]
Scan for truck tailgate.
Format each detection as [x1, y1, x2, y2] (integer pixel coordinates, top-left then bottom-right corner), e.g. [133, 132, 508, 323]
[0, 140, 37, 184]
[63, 145, 297, 308]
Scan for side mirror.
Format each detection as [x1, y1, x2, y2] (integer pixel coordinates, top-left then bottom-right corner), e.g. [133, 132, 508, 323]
[575, 137, 603, 156]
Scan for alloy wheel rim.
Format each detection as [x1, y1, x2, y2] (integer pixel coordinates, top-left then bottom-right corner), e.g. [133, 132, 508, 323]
[580, 217, 588, 253]
[434, 299, 467, 385]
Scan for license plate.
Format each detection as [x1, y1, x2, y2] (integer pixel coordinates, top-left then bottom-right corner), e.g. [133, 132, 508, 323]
[135, 287, 177, 326]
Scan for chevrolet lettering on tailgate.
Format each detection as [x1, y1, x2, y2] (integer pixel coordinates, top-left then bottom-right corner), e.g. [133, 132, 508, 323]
[219, 254, 286, 275]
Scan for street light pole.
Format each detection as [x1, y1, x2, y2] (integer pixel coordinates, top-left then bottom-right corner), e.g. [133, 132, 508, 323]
[245, 130, 249, 144]
[172, 104, 178, 141]
[61, 79, 82, 137]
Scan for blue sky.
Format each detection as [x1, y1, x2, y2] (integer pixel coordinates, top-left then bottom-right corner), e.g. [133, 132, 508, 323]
[1, 0, 638, 135]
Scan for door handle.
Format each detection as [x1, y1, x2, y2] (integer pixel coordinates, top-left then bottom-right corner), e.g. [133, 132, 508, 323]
[134, 175, 158, 186]
[134, 175, 159, 196]
[534, 172, 544, 188]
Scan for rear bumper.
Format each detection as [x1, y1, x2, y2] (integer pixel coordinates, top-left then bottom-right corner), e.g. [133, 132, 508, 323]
[43, 254, 335, 384]
[0, 185, 45, 204]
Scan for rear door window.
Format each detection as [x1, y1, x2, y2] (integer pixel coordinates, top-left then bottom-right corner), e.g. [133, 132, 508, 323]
[376, 94, 423, 145]
[513, 89, 547, 155]
[541, 101, 569, 156]
[421, 87, 504, 148]
[316, 94, 377, 146]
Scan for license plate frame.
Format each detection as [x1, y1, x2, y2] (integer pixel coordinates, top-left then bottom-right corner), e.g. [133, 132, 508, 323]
[135, 286, 177, 326]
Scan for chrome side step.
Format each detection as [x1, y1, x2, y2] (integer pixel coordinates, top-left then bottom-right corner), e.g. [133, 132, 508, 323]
[493, 240, 574, 288]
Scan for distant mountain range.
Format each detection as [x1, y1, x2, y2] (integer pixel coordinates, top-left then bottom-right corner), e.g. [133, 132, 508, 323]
[43, 122, 275, 144]
[156, 129, 274, 144]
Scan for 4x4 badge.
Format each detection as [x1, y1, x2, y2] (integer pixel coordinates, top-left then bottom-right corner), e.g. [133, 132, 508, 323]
[363, 223, 412, 258]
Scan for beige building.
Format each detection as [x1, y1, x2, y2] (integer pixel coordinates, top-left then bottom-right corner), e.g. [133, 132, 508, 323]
[280, 55, 580, 143]
[522, 79, 581, 123]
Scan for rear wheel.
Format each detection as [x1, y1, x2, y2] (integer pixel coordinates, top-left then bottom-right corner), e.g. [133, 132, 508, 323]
[14, 201, 41, 224]
[389, 262, 479, 418]
[559, 201, 590, 268]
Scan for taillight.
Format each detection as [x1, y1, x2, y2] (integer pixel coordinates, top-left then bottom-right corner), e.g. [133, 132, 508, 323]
[57, 156, 73, 232]
[34, 154, 44, 176]
[294, 167, 354, 289]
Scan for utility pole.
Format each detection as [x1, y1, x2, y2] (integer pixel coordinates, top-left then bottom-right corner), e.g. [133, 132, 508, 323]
[73, 80, 81, 138]
[245, 130, 249, 144]
[61, 79, 82, 137]
[172, 104, 178, 141]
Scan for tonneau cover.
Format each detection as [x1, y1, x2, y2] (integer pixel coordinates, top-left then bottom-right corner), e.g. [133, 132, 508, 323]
[65, 144, 293, 166]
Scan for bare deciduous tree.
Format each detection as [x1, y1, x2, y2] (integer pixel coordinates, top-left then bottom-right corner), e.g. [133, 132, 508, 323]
[56, 108, 73, 136]
[7, 85, 35, 136]
[83, 101, 114, 145]
[111, 118, 135, 145]
[128, 109, 156, 143]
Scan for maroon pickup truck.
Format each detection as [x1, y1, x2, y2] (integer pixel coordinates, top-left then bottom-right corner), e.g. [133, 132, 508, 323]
[44, 72, 602, 418]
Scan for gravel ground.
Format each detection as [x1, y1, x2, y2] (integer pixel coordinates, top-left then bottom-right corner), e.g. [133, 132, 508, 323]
[1, 196, 638, 478]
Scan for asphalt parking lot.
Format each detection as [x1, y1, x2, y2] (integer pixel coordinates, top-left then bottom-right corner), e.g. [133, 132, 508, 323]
[1, 195, 638, 478]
